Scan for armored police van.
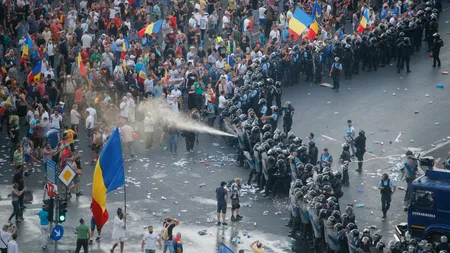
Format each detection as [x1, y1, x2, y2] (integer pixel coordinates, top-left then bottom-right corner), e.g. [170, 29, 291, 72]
[395, 169, 450, 243]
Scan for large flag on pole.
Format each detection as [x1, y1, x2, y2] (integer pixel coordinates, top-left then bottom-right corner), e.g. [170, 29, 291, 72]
[120, 38, 130, 60]
[217, 243, 234, 253]
[138, 20, 163, 38]
[77, 53, 86, 76]
[307, 21, 319, 40]
[288, 8, 313, 40]
[91, 128, 125, 230]
[357, 9, 369, 33]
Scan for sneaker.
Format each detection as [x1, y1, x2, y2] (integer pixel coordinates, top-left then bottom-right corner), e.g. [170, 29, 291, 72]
[222, 222, 227, 226]
[231, 216, 237, 222]
[96, 237, 101, 242]
[236, 215, 243, 220]
[89, 239, 93, 244]
[76, 192, 83, 197]
[216, 221, 221, 226]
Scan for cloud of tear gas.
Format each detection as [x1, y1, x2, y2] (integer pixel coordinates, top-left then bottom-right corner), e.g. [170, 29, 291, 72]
[137, 99, 237, 138]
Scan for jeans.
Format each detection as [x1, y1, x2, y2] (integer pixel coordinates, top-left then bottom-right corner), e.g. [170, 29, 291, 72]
[163, 240, 175, 253]
[168, 133, 179, 154]
[8, 200, 19, 221]
[40, 224, 49, 248]
[10, 141, 17, 162]
[381, 194, 391, 215]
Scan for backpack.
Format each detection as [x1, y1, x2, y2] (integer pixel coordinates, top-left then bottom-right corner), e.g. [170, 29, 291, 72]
[161, 224, 170, 241]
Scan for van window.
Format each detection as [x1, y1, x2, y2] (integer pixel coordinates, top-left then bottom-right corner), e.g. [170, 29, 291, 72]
[413, 189, 435, 209]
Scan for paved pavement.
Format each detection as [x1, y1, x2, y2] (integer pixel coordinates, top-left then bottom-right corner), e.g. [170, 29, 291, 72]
[1, 7, 450, 253]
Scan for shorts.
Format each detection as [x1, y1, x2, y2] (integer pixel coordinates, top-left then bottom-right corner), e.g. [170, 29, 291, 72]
[87, 129, 94, 138]
[91, 144, 100, 153]
[73, 174, 80, 184]
[90, 217, 101, 232]
[24, 153, 33, 163]
[145, 250, 156, 253]
[113, 237, 126, 244]
[231, 199, 240, 211]
[217, 202, 227, 214]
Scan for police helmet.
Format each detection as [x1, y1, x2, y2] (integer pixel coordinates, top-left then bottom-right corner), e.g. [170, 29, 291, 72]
[258, 98, 266, 105]
[251, 126, 260, 134]
[352, 229, 360, 237]
[280, 132, 287, 139]
[334, 223, 343, 231]
[346, 205, 354, 213]
[293, 137, 303, 145]
[433, 32, 440, 38]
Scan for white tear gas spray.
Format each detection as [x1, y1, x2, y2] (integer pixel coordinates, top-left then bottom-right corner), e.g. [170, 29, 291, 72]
[138, 99, 237, 138]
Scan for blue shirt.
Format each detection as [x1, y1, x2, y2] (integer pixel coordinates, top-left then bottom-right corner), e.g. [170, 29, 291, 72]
[29, 119, 37, 134]
[378, 179, 396, 188]
[321, 153, 333, 162]
[260, 105, 267, 115]
[272, 113, 278, 121]
[38, 209, 49, 225]
[445, 158, 450, 170]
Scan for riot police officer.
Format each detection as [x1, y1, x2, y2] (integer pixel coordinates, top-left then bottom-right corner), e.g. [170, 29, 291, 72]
[281, 101, 294, 133]
[398, 37, 413, 74]
[304, 45, 314, 82]
[378, 173, 397, 218]
[402, 150, 418, 211]
[330, 57, 343, 92]
[343, 44, 354, 80]
[432, 33, 444, 67]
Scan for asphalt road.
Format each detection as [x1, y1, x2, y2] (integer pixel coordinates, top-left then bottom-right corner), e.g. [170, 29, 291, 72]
[1, 8, 450, 253]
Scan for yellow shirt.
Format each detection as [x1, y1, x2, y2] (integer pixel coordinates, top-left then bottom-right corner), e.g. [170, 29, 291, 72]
[64, 129, 76, 144]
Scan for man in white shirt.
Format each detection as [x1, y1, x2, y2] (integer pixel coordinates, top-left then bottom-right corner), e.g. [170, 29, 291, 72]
[258, 6, 267, 26]
[50, 110, 63, 130]
[141, 226, 161, 253]
[222, 11, 231, 29]
[85, 112, 95, 146]
[269, 25, 281, 43]
[7, 233, 19, 253]
[81, 31, 93, 49]
[0, 224, 13, 253]
[85, 105, 97, 122]
[119, 97, 129, 120]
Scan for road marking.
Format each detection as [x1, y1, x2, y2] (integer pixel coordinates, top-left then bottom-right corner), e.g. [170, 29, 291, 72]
[394, 132, 403, 143]
[321, 134, 340, 143]
[420, 139, 450, 156]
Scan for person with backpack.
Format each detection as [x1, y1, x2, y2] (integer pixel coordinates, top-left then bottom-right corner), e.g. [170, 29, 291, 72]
[161, 217, 180, 253]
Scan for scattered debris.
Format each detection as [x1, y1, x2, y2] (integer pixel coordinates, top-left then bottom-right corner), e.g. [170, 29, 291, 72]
[355, 203, 365, 208]
[437, 84, 444, 88]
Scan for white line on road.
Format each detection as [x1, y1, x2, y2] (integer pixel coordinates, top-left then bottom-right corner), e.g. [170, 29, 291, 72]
[394, 132, 403, 143]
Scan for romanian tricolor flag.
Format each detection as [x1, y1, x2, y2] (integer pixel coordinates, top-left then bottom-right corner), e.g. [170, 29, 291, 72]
[120, 38, 130, 60]
[357, 9, 369, 33]
[138, 70, 146, 83]
[27, 61, 43, 83]
[0, 96, 11, 115]
[91, 128, 125, 230]
[138, 20, 163, 38]
[307, 21, 319, 40]
[77, 52, 86, 76]
[289, 8, 312, 40]
[21, 34, 34, 64]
